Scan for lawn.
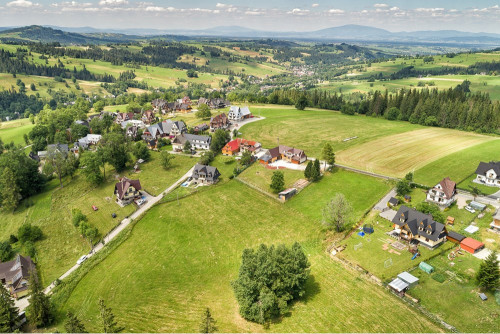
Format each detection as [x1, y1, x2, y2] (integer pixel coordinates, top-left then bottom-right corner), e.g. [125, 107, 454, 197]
[237, 162, 306, 195]
[336, 128, 495, 178]
[54, 181, 441, 333]
[414, 138, 500, 187]
[0, 118, 34, 146]
[409, 250, 500, 333]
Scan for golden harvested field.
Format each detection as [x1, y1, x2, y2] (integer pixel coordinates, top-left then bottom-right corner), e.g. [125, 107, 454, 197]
[336, 128, 496, 177]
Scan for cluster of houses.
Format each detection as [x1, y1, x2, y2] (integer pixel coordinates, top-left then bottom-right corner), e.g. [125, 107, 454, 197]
[152, 96, 193, 115]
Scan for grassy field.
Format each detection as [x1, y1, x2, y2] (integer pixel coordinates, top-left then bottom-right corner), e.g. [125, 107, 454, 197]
[55, 180, 441, 333]
[0, 118, 34, 145]
[240, 105, 497, 179]
[237, 163, 306, 195]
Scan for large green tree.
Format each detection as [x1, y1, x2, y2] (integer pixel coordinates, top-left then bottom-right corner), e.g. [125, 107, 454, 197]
[476, 250, 499, 291]
[321, 143, 335, 170]
[0, 167, 20, 212]
[232, 243, 310, 324]
[132, 142, 151, 161]
[159, 151, 175, 170]
[270, 171, 285, 193]
[99, 133, 130, 172]
[0, 149, 45, 199]
[80, 151, 103, 185]
[196, 104, 212, 119]
[322, 193, 352, 232]
[210, 129, 230, 153]
[27, 272, 53, 328]
[0, 282, 19, 332]
[64, 311, 87, 333]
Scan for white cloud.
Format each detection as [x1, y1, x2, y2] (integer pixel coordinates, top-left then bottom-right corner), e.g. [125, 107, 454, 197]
[7, 0, 36, 7]
[99, 0, 128, 6]
[312, 3, 319, 8]
[327, 8, 345, 14]
[288, 8, 310, 15]
[374, 3, 389, 8]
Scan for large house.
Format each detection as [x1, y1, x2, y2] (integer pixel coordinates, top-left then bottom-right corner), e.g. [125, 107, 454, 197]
[114, 177, 142, 206]
[391, 206, 447, 248]
[126, 126, 139, 139]
[228, 106, 252, 122]
[152, 99, 168, 113]
[427, 177, 456, 207]
[0, 254, 36, 299]
[141, 110, 156, 125]
[191, 164, 221, 185]
[475, 161, 500, 187]
[259, 145, 307, 165]
[38, 143, 69, 159]
[142, 120, 186, 141]
[172, 134, 211, 151]
[198, 97, 230, 109]
[210, 113, 230, 131]
[73, 134, 102, 153]
[115, 112, 135, 124]
[120, 120, 146, 130]
[222, 138, 261, 156]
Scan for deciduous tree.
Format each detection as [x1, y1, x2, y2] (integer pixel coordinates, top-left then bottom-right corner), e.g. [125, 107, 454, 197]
[160, 151, 175, 170]
[322, 193, 352, 232]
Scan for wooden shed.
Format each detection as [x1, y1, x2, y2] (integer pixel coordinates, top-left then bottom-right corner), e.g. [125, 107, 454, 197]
[460, 237, 485, 254]
[446, 216, 455, 225]
[447, 230, 466, 244]
[278, 188, 297, 202]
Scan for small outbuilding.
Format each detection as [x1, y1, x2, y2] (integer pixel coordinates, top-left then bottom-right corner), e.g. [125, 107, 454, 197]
[404, 195, 412, 203]
[446, 216, 455, 225]
[419, 261, 434, 274]
[397, 271, 419, 289]
[479, 293, 488, 301]
[388, 278, 408, 293]
[278, 188, 297, 202]
[460, 237, 485, 254]
[464, 225, 479, 234]
[470, 201, 486, 212]
[388, 197, 399, 207]
[447, 230, 466, 244]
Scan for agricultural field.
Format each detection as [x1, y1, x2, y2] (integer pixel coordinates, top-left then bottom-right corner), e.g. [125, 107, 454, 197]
[54, 180, 441, 333]
[240, 105, 499, 181]
[0, 118, 34, 145]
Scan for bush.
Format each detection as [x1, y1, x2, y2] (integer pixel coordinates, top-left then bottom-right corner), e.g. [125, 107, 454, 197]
[72, 209, 88, 227]
[17, 223, 43, 244]
[0, 241, 13, 261]
[432, 272, 446, 283]
[25, 241, 37, 258]
[9, 234, 18, 244]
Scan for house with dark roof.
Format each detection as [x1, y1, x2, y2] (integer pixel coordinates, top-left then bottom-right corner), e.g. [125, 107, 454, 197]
[126, 125, 139, 139]
[209, 113, 229, 131]
[194, 123, 209, 133]
[475, 161, 500, 187]
[198, 97, 230, 109]
[172, 134, 211, 151]
[191, 164, 221, 185]
[228, 106, 252, 122]
[115, 112, 135, 124]
[427, 177, 457, 207]
[142, 120, 186, 141]
[0, 254, 36, 299]
[391, 205, 447, 248]
[259, 145, 307, 165]
[38, 143, 69, 159]
[114, 177, 142, 206]
[447, 230, 466, 244]
[141, 110, 156, 125]
[170, 121, 187, 136]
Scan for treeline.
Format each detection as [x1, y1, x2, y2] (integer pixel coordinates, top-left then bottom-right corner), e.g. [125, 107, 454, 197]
[0, 49, 115, 82]
[385, 61, 500, 80]
[0, 90, 44, 120]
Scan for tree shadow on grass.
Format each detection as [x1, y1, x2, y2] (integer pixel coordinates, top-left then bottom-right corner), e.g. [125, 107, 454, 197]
[269, 274, 321, 325]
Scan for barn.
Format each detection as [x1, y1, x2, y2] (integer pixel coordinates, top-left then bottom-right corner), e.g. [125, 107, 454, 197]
[460, 237, 485, 254]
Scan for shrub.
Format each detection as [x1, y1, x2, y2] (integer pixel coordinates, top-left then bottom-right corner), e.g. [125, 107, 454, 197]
[0, 241, 13, 261]
[9, 234, 18, 244]
[25, 241, 37, 258]
[17, 223, 43, 244]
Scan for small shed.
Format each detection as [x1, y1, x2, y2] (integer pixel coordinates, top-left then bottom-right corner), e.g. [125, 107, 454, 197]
[470, 201, 486, 211]
[464, 225, 479, 234]
[460, 237, 485, 254]
[479, 293, 488, 301]
[404, 195, 412, 203]
[419, 261, 434, 274]
[397, 271, 419, 289]
[447, 230, 466, 244]
[388, 278, 408, 293]
[446, 216, 455, 225]
[278, 188, 297, 202]
[388, 197, 399, 207]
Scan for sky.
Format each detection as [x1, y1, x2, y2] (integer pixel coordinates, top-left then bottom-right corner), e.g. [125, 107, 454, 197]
[1, 0, 500, 33]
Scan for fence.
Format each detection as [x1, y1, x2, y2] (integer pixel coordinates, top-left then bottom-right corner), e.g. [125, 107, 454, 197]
[234, 177, 282, 202]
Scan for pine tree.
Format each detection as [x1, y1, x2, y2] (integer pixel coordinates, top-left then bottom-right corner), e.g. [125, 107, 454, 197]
[304, 161, 313, 180]
[0, 167, 20, 212]
[0, 283, 19, 332]
[26, 271, 53, 328]
[312, 159, 321, 181]
[98, 298, 122, 333]
[476, 250, 499, 291]
[270, 171, 285, 193]
[321, 143, 335, 171]
[199, 308, 217, 333]
[64, 311, 87, 333]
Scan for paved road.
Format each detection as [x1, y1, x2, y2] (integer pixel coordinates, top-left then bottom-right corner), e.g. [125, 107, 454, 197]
[374, 188, 397, 211]
[39, 166, 195, 299]
[230, 116, 265, 138]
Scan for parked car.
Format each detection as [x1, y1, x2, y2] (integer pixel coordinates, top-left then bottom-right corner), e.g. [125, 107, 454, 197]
[76, 255, 87, 265]
[136, 198, 146, 206]
[465, 205, 476, 213]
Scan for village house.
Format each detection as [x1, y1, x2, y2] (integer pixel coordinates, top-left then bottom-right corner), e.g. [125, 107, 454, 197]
[491, 210, 500, 232]
[191, 164, 221, 185]
[194, 123, 209, 133]
[172, 134, 211, 151]
[126, 126, 139, 139]
[152, 98, 168, 113]
[73, 134, 102, 153]
[210, 113, 230, 131]
[198, 97, 230, 109]
[0, 254, 36, 299]
[114, 177, 142, 206]
[170, 121, 187, 136]
[120, 120, 146, 130]
[38, 143, 69, 159]
[426, 177, 457, 207]
[177, 96, 192, 106]
[141, 110, 156, 125]
[391, 206, 447, 248]
[259, 145, 307, 165]
[222, 138, 261, 156]
[115, 112, 135, 124]
[475, 161, 500, 187]
[227, 106, 252, 122]
[142, 120, 186, 141]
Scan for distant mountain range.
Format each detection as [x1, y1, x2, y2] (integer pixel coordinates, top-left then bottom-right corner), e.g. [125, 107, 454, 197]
[1, 24, 500, 46]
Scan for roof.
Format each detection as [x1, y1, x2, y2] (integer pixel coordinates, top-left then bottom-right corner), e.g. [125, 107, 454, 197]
[437, 177, 456, 199]
[460, 237, 484, 250]
[389, 197, 399, 205]
[479, 293, 488, 301]
[447, 230, 466, 242]
[0, 255, 36, 293]
[279, 188, 297, 196]
[397, 271, 419, 285]
[388, 278, 408, 292]
[191, 164, 221, 182]
[173, 134, 210, 146]
[224, 139, 240, 152]
[210, 113, 228, 125]
[475, 161, 500, 178]
[464, 225, 479, 234]
[114, 177, 142, 200]
[470, 201, 486, 210]
[392, 206, 446, 242]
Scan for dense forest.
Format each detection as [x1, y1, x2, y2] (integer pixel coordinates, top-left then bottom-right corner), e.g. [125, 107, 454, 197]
[0, 90, 44, 120]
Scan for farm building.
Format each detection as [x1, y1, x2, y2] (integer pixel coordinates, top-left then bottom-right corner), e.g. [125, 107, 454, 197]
[419, 262, 434, 274]
[397, 272, 419, 289]
[279, 188, 297, 201]
[259, 145, 307, 165]
[460, 238, 485, 254]
[446, 230, 466, 244]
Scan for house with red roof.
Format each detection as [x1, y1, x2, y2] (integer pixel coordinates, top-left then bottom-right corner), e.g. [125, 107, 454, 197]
[427, 177, 457, 207]
[222, 138, 261, 156]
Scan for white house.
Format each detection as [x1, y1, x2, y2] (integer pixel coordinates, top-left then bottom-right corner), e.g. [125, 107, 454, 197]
[172, 134, 211, 151]
[475, 161, 500, 187]
[228, 106, 251, 122]
[426, 177, 456, 207]
[120, 120, 146, 129]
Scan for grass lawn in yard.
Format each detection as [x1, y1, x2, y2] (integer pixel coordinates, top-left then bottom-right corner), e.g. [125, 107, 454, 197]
[457, 174, 500, 196]
[54, 181, 441, 333]
[414, 139, 500, 187]
[0, 118, 34, 146]
[237, 162, 306, 195]
[409, 249, 500, 333]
